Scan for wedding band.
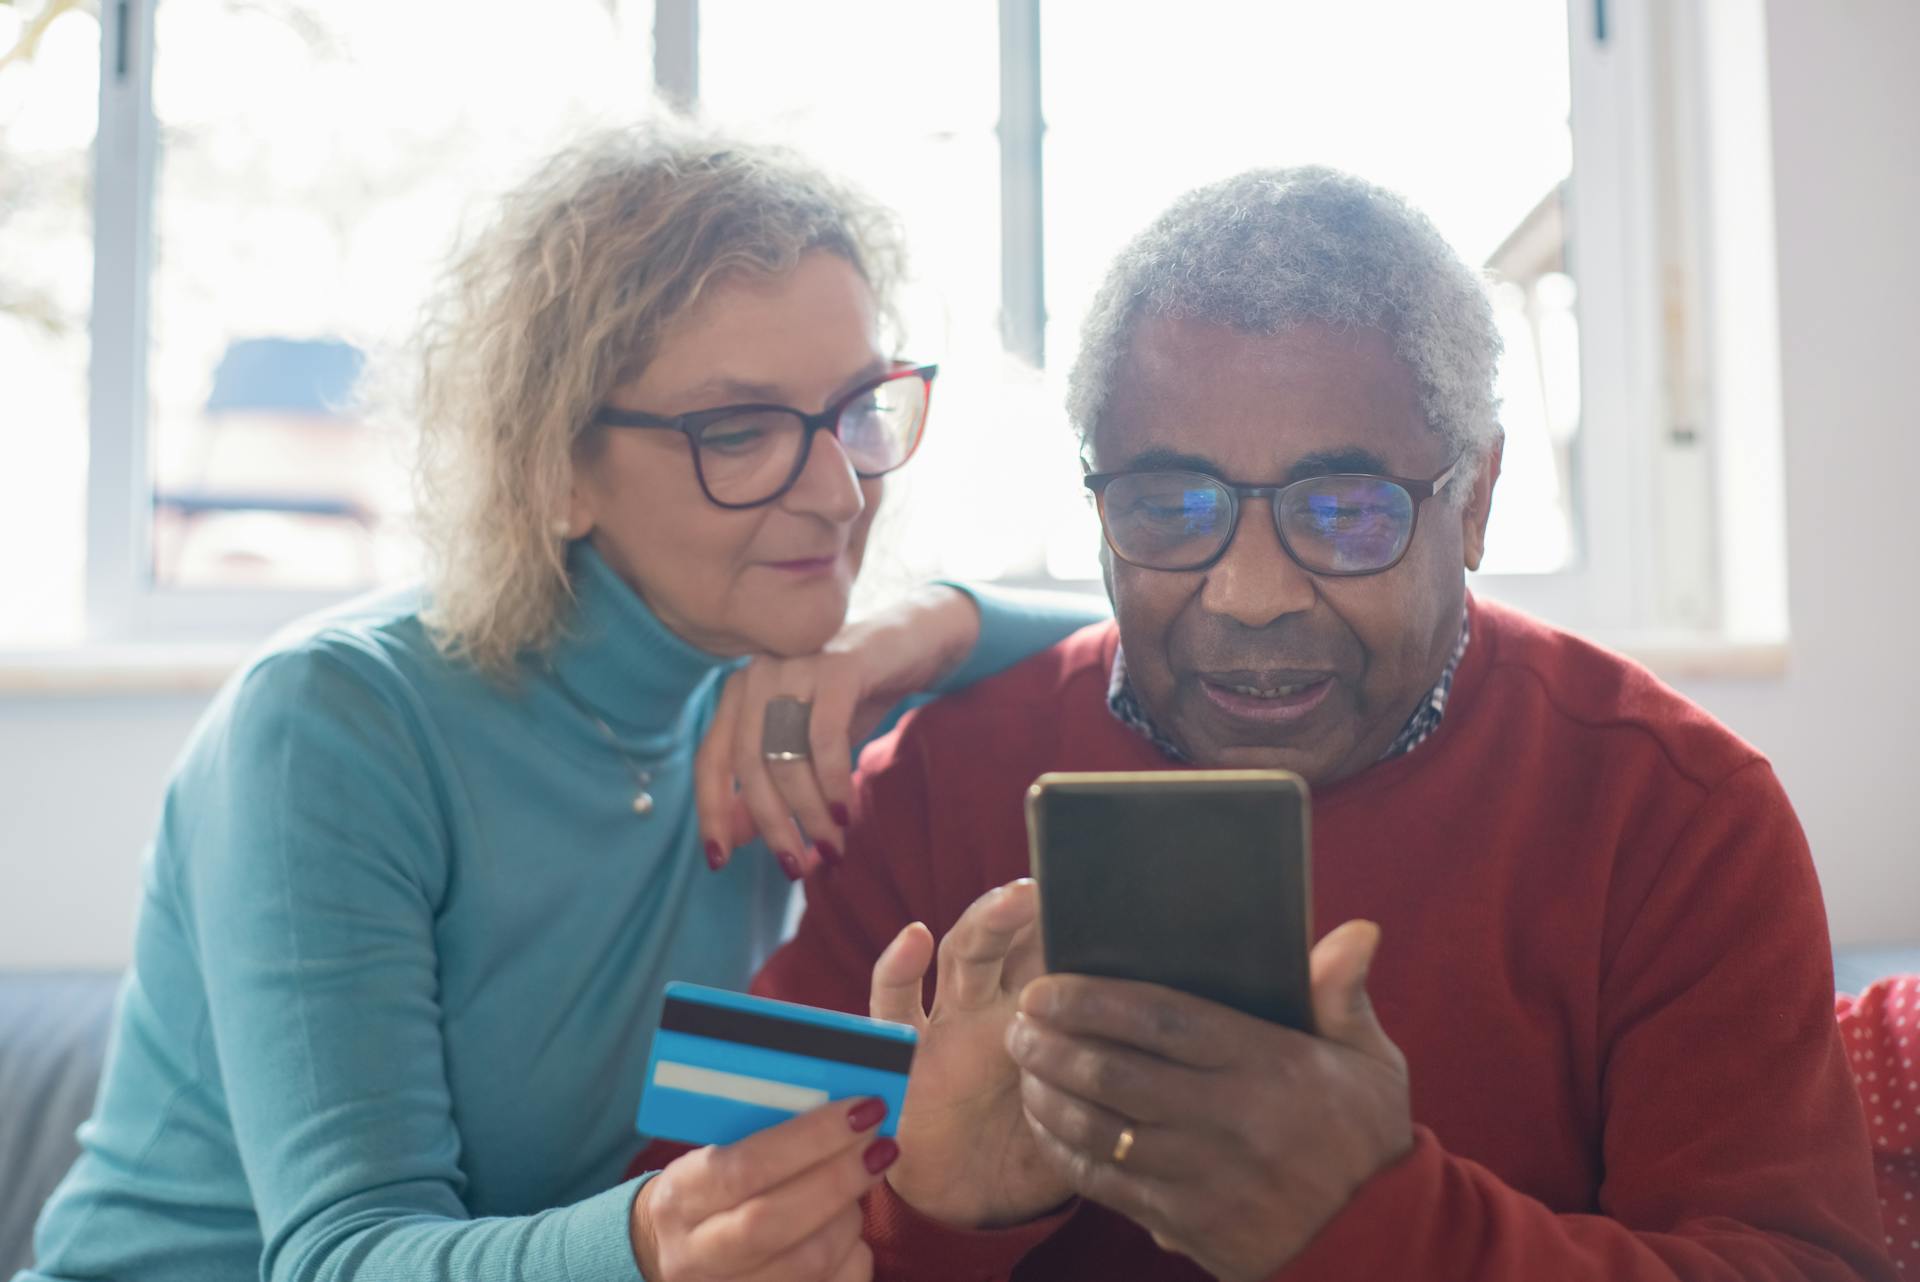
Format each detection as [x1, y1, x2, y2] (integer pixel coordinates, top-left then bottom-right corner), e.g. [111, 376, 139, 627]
[761, 697, 813, 763]
[1111, 1124, 1137, 1165]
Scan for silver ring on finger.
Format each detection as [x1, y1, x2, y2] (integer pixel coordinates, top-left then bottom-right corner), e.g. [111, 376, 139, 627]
[762, 696, 813, 763]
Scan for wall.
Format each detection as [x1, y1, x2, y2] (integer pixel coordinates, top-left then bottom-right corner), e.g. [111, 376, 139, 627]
[1671, 0, 1920, 949]
[1, 692, 207, 969]
[2, 0, 1916, 969]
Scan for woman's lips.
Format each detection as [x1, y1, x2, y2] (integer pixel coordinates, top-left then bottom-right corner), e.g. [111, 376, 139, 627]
[764, 556, 839, 577]
[1198, 674, 1335, 724]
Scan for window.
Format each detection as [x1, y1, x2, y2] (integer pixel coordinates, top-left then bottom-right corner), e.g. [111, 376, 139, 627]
[6, 0, 660, 643]
[141, 0, 661, 598]
[1039, 0, 1579, 584]
[4, 0, 1769, 649]
[0, 0, 96, 646]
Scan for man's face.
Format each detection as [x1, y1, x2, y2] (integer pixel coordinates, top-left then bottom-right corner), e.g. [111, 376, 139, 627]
[1091, 316, 1499, 787]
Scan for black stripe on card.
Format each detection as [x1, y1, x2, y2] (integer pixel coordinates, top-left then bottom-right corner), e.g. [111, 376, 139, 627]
[660, 997, 915, 1074]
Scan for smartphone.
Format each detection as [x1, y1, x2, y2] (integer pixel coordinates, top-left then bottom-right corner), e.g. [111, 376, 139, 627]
[1025, 770, 1314, 1032]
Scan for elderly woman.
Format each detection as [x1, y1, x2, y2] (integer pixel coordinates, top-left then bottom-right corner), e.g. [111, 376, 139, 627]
[19, 126, 1098, 1282]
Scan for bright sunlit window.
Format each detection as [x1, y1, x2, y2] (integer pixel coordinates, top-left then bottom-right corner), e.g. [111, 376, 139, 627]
[702, 1, 1580, 595]
[1, 0, 1708, 648]
[145, 0, 657, 592]
[0, 0, 95, 646]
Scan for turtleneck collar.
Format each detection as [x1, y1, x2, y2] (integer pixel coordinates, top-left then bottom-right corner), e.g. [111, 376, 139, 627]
[543, 542, 740, 737]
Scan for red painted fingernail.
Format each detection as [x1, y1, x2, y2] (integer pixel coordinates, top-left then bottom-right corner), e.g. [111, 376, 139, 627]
[847, 1097, 887, 1132]
[704, 840, 725, 872]
[776, 850, 802, 881]
[830, 802, 851, 828]
[815, 839, 842, 868]
[862, 1138, 900, 1174]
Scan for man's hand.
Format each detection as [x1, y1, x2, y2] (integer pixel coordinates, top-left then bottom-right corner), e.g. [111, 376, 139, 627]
[868, 880, 1077, 1229]
[1006, 920, 1411, 1282]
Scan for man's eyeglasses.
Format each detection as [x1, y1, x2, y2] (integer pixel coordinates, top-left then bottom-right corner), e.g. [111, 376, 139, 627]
[1083, 457, 1462, 577]
[593, 363, 937, 509]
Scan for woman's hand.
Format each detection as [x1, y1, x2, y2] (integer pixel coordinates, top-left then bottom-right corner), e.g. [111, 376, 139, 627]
[629, 1096, 899, 1282]
[694, 585, 980, 878]
[866, 880, 1076, 1229]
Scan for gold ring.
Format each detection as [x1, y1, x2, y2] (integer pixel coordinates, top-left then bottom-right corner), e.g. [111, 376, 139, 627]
[1111, 1124, 1136, 1165]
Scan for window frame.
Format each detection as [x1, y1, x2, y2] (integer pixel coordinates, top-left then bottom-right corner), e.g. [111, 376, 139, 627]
[1462, 0, 1672, 637]
[78, 0, 1758, 647]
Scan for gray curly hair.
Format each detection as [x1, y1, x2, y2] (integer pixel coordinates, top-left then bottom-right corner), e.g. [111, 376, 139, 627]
[1066, 166, 1501, 500]
[409, 122, 904, 678]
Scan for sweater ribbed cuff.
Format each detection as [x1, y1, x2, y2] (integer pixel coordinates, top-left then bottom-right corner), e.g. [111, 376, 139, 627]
[1266, 1127, 1443, 1282]
[563, 1174, 655, 1282]
[864, 1179, 1080, 1281]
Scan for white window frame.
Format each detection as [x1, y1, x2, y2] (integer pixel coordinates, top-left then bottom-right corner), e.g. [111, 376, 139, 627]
[1472, 0, 1787, 649]
[80, 0, 1780, 650]
[81, 0, 690, 643]
[1459, 0, 1668, 637]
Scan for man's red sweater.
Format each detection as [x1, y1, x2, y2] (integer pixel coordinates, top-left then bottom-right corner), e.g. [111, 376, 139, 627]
[752, 597, 1896, 1281]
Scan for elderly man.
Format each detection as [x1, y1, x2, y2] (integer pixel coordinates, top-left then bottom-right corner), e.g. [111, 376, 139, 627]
[752, 169, 1893, 1281]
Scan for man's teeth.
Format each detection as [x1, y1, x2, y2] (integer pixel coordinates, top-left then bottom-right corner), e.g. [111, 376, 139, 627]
[1225, 680, 1317, 699]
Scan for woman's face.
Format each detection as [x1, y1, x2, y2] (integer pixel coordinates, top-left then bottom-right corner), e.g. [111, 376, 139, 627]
[569, 250, 888, 658]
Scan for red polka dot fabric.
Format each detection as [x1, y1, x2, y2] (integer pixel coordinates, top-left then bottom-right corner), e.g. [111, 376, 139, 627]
[1837, 974, 1920, 1273]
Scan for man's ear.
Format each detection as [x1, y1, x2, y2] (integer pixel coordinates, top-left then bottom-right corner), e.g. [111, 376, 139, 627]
[1460, 431, 1503, 572]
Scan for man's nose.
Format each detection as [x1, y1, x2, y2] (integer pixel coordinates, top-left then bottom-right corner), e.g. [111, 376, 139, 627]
[780, 428, 867, 525]
[1198, 499, 1317, 627]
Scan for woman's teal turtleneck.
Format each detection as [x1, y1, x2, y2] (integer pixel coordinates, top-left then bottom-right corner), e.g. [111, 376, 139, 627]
[19, 547, 1104, 1282]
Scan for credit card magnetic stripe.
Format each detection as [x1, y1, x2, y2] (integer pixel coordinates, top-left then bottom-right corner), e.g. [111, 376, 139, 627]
[658, 993, 915, 1074]
[636, 983, 916, 1148]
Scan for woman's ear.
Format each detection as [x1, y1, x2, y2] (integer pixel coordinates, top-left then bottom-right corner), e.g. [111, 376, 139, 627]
[1460, 431, 1504, 573]
[560, 472, 595, 541]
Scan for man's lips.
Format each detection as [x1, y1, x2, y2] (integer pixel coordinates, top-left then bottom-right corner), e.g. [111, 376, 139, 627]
[1195, 668, 1337, 724]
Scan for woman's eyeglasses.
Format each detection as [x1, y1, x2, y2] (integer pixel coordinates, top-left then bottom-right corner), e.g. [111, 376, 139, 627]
[593, 363, 937, 509]
[1084, 457, 1461, 577]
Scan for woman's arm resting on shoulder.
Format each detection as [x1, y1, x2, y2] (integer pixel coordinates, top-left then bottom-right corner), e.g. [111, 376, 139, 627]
[696, 584, 1106, 874]
[926, 583, 1107, 697]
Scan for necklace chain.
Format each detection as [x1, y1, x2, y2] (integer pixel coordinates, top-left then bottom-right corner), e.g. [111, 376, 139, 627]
[546, 665, 656, 817]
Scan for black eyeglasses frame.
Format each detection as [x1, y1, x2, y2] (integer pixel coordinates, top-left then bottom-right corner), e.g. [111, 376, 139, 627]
[1082, 455, 1464, 577]
[592, 362, 938, 510]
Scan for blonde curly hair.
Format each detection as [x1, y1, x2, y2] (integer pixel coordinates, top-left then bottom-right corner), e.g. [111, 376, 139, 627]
[410, 122, 905, 678]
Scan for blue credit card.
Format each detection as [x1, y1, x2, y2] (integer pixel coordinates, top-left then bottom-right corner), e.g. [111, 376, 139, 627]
[636, 982, 916, 1147]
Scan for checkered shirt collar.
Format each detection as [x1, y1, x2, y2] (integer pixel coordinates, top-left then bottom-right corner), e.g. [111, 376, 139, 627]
[1106, 610, 1473, 766]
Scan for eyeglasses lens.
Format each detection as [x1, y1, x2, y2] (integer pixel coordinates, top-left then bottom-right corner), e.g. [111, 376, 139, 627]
[837, 373, 928, 476]
[694, 410, 807, 505]
[1275, 476, 1415, 574]
[1100, 472, 1233, 570]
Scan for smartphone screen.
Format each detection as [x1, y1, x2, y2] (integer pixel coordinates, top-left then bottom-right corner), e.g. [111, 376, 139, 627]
[1026, 771, 1314, 1031]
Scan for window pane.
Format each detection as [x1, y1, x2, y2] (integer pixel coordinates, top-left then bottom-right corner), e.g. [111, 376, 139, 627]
[699, 2, 1084, 590]
[0, 1, 97, 646]
[701, 0, 1000, 366]
[146, 0, 656, 591]
[1043, 0, 1577, 576]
